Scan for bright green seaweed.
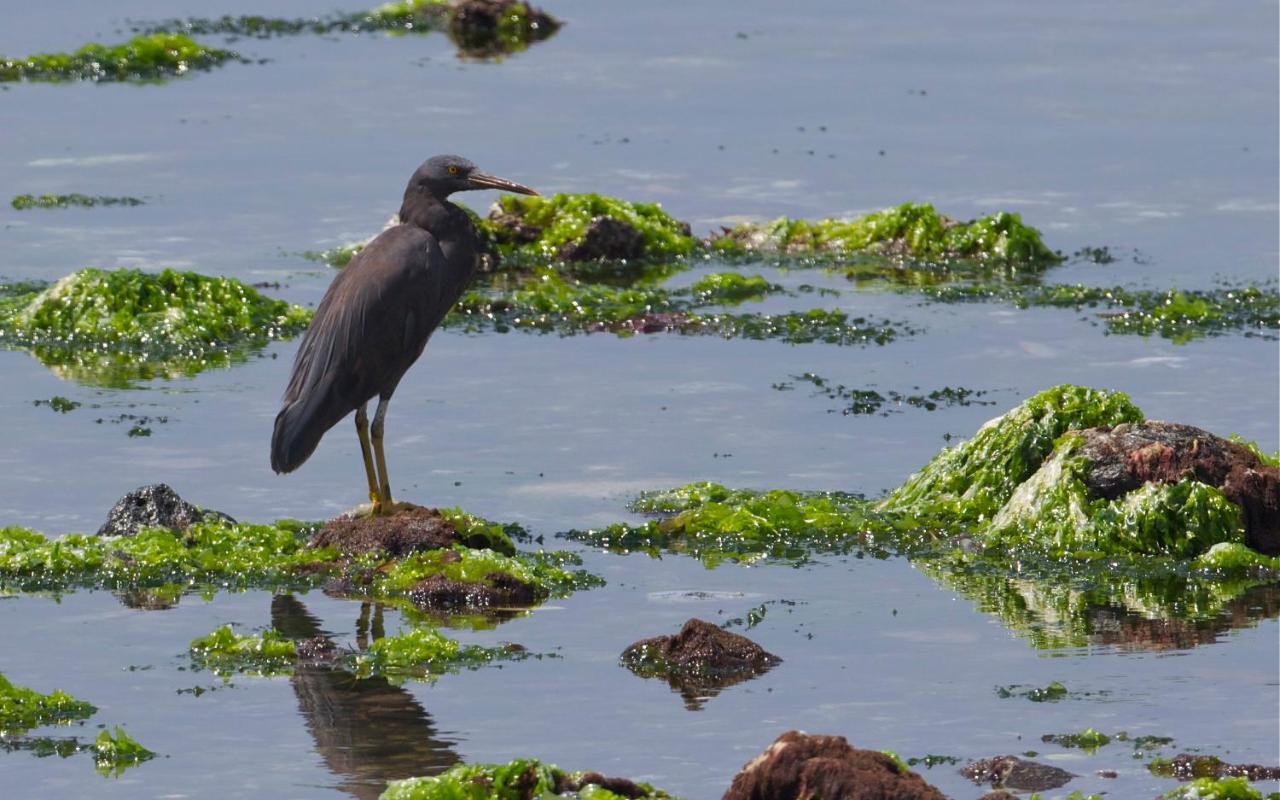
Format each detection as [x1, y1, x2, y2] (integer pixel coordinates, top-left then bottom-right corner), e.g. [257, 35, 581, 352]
[92, 727, 155, 777]
[0, 34, 240, 83]
[381, 759, 674, 800]
[1163, 777, 1280, 800]
[488, 193, 696, 265]
[0, 673, 96, 735]
[710, 203, 1061, 266]
[0, 269, 312, 387]
[353, 628, 510, 682]
[189, 625, 298, 677]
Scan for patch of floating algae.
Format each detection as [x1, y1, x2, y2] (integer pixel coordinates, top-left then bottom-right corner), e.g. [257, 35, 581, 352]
[91, 727, 155, 777]
[381, 759, 675, 800]
[188, 625, 298, 677]
[0, 269, 312, 386]
[0, 672, 96, 735]
[0, 34, 240, 83]
[11, 194, 144, 210]
[0, 519, 338, 593]
[353, 627, 512, 683]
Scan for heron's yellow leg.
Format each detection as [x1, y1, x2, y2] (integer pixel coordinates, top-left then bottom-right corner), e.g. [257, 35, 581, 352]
[354, 404, 381, 510]
[371, 397, 395, 514]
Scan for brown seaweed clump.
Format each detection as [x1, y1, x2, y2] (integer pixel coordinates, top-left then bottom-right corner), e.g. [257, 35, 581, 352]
[621, 618, 780, 709]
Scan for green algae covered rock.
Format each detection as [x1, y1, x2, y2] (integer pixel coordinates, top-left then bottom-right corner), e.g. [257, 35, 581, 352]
[382, 759, 675, 800]
[880, 385, 1143, 524]
[0, 34, 240, 83]
[0, 269, 312, 386]
[353, 627, 509, 682]
[0, 519, 338, 592]
[189, 625, 298, 677]
[711, 203, 1060, 267]
[0, 672, 97, 735]
[487, 193, 696, 265]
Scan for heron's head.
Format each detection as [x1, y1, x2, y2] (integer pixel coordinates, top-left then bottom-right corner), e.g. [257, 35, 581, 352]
[413, 155, 538, 199]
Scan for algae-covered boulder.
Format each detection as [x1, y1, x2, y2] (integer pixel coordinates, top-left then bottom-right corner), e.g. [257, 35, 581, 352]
[97, 483, 235, 538]
[722, 731, 947, 800]
[880, 385, 1143, 523]
[486, 193, 696, 264]
[710, 203, 1060, 267]
[448, 0, 561, 58]
[381, 759, 674, 799]
[0, 34, 240, 83]
[0, 268, 312, 386]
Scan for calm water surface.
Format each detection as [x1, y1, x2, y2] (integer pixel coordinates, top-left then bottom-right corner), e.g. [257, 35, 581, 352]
[0, 1, 1277, 798]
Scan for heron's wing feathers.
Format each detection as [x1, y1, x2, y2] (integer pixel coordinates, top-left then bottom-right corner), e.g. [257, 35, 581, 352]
[271, 226, 442, 473]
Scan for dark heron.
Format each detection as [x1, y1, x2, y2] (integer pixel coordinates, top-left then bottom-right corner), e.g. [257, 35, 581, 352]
[271, 155, 537, 515]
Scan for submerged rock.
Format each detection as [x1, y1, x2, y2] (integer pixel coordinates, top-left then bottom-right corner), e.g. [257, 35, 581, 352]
[621, 618, 779, 708]
[1074, 421, 1279, 553]
[406, 570, 539, 609]
[722, 731, 947, 800]
[97, 483, 233, 537]
[960, 755, 1074, 792]
[448, 0, 561, 58]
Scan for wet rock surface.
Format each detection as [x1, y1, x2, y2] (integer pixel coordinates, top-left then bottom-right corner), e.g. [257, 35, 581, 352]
[722, 730, 947, 800]
[961, 755, 1075, 792]
[558, 217, 648, 261]
[1151, 753, 1280, 782]
[1078, 421, 1280, 552]
[621, 619, 780, 708]
[96, 483, 233, 537]
[311, 506, 461, 557]
[407, 571, 539, 610]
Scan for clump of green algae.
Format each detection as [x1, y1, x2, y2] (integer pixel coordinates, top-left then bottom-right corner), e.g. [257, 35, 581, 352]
[353, 627, 510, 683]
[381, 759, 673, 800]
[11, 194, 145, 210]
[91, 727, 155, 777]
[0, 268, 312, 387]
[710, 203, 1061, 267]
[1162, 777, 1280, 800]
[776, 372, 995, 416]
[188, 625, 298, 677]
[0, 34, 240, 83]
[488, 193, 697, 265]
[0, 673, 96, 735]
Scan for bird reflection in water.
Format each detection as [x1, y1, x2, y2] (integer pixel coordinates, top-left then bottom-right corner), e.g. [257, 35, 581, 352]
[271, 594, 460, 799]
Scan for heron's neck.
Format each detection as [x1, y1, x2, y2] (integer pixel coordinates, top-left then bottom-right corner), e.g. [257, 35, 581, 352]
[399, 193, 467, 237]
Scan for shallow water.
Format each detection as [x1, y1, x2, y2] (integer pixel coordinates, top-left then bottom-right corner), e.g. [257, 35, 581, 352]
[1, 1, 1277, 798]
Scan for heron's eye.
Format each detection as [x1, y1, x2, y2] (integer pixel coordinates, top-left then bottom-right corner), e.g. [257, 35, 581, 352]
[447, 166, 460, 175]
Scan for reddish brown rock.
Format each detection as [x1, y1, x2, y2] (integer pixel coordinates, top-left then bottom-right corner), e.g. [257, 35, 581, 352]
[407, 572, 540, 610]
[622, 618, 780, 710]
[1077, 421, 1280, 553]
[722, 731, 947, 800]
[311, 505, 460, 557]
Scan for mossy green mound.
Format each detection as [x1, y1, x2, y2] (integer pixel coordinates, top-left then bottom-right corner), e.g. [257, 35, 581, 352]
[0, 34, 239, 83]
[92, 727, 155, 777]
[353, 628, 510, 683]
[0, 519, 337, 592]
[382, 759, 674, 800]
[1163, 777, 1280, 800]
[189, 625, 299, 677]
[0, 672, 97, 735]
[711, 203, 1060, 267]
[11, 194, 144, 210]
[880, 384, 1143, 524]
[487, 193, 696, 265]
[0, 269, 312, 386]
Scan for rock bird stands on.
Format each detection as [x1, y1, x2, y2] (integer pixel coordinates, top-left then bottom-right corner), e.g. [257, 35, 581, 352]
[271, 155, 537, 514]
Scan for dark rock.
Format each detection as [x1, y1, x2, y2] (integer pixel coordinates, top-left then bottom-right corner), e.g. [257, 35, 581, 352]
[622, 619, 780, 709]
[311, 505, 460, 557]
[97, 483, 234, 537]
[1077, 421, 1279, 553]
[722, 730, 947, 800]
[406, 572, 540, 610]
[1097, 770, 1118, 778]
[558, 217, 647, 262]
[961, 755, 1074, 792]
[1151, 753, 1280, 782]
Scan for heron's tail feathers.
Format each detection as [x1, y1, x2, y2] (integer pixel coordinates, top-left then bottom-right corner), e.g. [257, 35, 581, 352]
[271, 398, 326, 474]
